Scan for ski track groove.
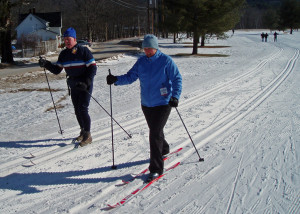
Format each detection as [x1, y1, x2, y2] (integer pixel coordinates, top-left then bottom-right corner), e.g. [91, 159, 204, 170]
[123, 129, 243, 213]
[0, 46, 286, 176]
[2, 44, 299, 213]
[225, 153, 244, 214]
[288, 190, 300, 214]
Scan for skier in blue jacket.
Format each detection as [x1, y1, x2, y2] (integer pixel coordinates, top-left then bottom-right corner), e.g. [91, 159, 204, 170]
[107, 34, 182, 182]
[39, 27, 96, 147]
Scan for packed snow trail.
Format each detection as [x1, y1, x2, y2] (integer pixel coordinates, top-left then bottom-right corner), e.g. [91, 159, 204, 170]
[0, 30, 299, 214]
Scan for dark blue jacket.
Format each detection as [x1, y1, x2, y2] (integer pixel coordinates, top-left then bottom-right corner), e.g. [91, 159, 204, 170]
[46, 44, 96, 88]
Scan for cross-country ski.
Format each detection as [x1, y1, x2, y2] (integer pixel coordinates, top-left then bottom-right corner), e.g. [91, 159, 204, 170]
[116, 147, 182, 186]
[105, 162, 181, 210]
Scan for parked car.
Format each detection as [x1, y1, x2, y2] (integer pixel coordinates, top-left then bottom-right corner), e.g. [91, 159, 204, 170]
[77, 40, 91, 47]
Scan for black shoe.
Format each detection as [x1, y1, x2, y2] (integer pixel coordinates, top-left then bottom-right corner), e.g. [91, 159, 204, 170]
[162, 151, 169, 159]
[162, 147, 170, 156]
[146, 172, 160, 183]
[162, 151, 169, 156]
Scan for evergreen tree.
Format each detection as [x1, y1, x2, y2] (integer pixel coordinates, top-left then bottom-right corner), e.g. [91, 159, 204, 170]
[0, 0, 14, 63]
[0, 0, 33, 64]
[279, 0, 300, 34]
[176, 0, 245, 54]
[161, 0, 186, 43]
[262, 8, 279, 30]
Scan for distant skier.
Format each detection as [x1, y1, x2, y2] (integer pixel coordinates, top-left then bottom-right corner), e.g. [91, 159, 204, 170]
[265, 33, 268, 42]
[106, 34, 182, 182]
[261, 32, 265, 42]
[39, 27, 97, 147]
[274, 32, 278, 42]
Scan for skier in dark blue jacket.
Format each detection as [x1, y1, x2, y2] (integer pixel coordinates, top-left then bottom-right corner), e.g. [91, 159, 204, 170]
[39, 27, 97, 147]
[107, 34, 182, 182]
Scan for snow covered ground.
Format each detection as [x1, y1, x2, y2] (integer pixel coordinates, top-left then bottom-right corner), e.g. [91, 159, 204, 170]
[0, 30, 299, 214]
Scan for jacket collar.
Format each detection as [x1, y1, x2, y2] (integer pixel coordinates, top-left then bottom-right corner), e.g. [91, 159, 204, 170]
[146, 49, 161, 62]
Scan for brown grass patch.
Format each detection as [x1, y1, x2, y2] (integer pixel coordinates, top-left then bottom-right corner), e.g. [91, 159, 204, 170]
[45, 93, 69, 112]
[6, 88, 64, 93]
[0, 71, 65, 91]
[45, 104, 65, 112]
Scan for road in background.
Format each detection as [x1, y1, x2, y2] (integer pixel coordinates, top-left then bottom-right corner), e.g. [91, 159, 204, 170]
[0, 38, 142, 78]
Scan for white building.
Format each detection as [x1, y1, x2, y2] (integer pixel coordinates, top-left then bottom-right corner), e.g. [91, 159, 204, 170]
[15, 10, 62, 53]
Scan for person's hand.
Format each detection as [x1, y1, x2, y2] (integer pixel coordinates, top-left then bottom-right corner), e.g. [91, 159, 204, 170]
[76, 82, 88, 91]
[39, 57, 51, 68]
[106, 74, 117, 85]
[169, 97, 178, 107]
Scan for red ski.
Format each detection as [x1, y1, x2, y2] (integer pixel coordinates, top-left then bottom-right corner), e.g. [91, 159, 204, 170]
[116, 147, 182, 186]
[105, 162, 180, 210]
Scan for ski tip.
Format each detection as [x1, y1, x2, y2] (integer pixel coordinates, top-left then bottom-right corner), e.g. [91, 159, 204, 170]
[120, 180, 129, 184]
[101, 204, 115, 210]
[22, 164, 34, 168]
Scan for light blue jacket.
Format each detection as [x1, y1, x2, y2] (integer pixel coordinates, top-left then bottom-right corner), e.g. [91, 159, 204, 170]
[115, 50, 182, 107]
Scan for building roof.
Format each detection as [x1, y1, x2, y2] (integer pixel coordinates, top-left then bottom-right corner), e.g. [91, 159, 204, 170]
[19, 12, 62, 27]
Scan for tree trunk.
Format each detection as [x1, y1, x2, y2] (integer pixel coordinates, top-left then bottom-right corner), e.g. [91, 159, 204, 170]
[0, 0, 13, 64]
[173, 33, 176, 43]
[1, 27, 13, 64]
[192, 31, 199, 55]
[200, 33, 205, 47]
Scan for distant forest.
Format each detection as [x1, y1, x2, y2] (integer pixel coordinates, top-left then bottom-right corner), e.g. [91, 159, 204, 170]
[238, 0, 281, 29]
[1, 0, 299, 63]
[9, 0, 294, 41]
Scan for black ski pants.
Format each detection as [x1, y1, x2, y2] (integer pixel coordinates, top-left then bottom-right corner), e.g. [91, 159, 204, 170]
[71, 85, 93, 132]
[142, 104, 171, 175]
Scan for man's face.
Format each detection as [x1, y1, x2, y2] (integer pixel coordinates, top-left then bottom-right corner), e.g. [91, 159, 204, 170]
[64, 37, 77, 49]
[144, 48, 157, 58]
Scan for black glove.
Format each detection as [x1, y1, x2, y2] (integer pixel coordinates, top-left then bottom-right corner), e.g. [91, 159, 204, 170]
[106, 74, 117, 85]
[169, 97, 178, 107]
[39, 57, 51, 68]
[75, 82, 88, 91]
[86, 77, 92, 88]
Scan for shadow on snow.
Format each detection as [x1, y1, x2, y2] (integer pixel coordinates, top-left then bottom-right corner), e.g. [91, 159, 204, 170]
[0, 138, 74, 149]
[0, 158, 149, 195]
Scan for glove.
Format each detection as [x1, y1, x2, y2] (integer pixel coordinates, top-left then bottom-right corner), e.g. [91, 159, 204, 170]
[75, 82, 88, 91]
[169, 97, 179, 107]
[106, 74, 117, 85]
[39, 57, 51, 68]
[86, 77, 92, 88]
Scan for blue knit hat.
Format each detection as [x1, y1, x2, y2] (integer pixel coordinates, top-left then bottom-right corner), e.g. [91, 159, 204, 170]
[64, 27, 76, 39]
[142, 34, 159, 49]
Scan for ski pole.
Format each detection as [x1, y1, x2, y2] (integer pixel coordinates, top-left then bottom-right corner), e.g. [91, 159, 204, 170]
[42, 62, 64, 135]
[85, 91, 132, 139]
[109, 69, 117, 169]
[175, 107, 204, 162]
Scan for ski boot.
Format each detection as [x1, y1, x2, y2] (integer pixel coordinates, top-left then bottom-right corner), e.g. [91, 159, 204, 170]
[76, 128, 85, 142]
[79, 131, 92, 147]
[146, 172, 160, 183]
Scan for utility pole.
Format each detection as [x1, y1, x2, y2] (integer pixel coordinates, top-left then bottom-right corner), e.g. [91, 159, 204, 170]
[152, 0, 155, 34]
[138, 15, 141, 37]
[147, 0, 150, 33]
